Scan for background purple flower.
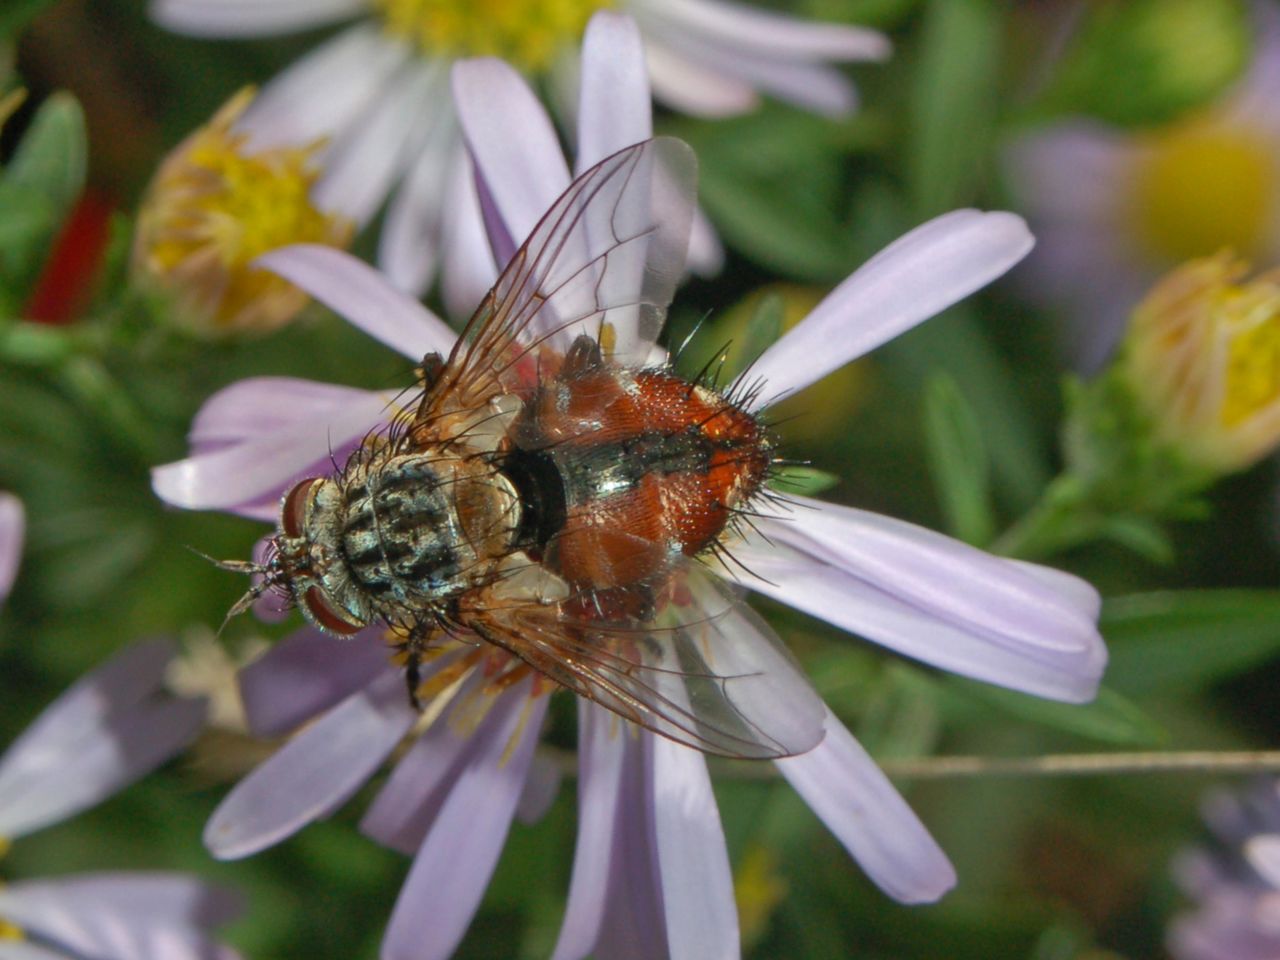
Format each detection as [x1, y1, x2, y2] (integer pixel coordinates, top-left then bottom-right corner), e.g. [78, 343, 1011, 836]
[0, 641, 241, 960]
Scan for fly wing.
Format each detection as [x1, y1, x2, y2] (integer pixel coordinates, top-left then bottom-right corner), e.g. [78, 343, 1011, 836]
[413, 138, 696, 443]
[472, 562, 827, 760]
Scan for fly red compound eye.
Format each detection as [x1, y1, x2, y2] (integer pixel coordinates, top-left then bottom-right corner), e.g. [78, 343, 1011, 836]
[281, 477, 321, 538]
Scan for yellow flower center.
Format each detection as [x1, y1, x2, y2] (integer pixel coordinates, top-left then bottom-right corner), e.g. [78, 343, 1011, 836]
[0, 919, 21, 941]
[1125, 253, 1280, 471]
[1219, 283, 1280, 427]
[133, 89, 354, 336]
[371, 0, 613, 71]
[1132, 121, 1276, 263]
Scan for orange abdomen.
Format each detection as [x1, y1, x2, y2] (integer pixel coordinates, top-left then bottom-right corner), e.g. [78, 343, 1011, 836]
[513, 366, 770, 593]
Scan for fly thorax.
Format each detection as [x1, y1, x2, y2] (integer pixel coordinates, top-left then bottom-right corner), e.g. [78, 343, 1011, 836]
[340, 451, 521, 611]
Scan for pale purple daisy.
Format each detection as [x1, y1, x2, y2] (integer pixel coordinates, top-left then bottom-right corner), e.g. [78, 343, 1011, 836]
[1169, 779, 1280, 960]
[149, 0, 889, 309]
[1003, 2, 1280, 370]
[0, 640, 241, 960]
[0, 493, 23, 605]
[153, 105, 1103, 960]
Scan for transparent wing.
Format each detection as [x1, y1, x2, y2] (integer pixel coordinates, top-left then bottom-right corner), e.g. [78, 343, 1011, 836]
[413, 138, 696, 439]
[472, 562, 827, 760]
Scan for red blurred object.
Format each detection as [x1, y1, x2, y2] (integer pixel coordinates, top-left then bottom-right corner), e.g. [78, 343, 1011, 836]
[24, 188, 115, 325]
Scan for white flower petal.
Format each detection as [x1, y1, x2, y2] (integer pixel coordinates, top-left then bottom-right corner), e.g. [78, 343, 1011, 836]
[378, 109, 461, 298]
[0, 641, 204, 838]
[255, 245, 455, 359]
[152, 386, 395, 515]
[237, 26, 406, 150]
[4, 874, 242, 927]
[637, 0, 891, 62]
[686, 203, 725, 277]
[0, 697, 206, 840]
[576, 13, 652, 174]
[312, 59, 443, 225]
[204, 670, 414, 859]
[150, 0, 362, 36]
[745, 210, 1034, 408]
[775, 706, 956, 903]
[381, 685, 548, 960]
[770, 495, 1105, 665]
[1003, 122, 1136, 227]
[452, 58, 572, 250]
[238, 627, 393, 737]
[644, 39, 760, 117]
[551, 704, 629, 960]
[515, 750, 563, 825]
[440, 154, 500, 320]
[733, 538, 1103, 703]
[0, 492, 24, 602]
[187, 378, 375, 454]
[652, 735, 739, 960]
[0, 876, 240, 960]
[639, 20, 859, 116]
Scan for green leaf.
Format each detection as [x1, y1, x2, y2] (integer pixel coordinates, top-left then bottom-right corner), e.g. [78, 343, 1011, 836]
[953, 679, 1166, 746]
[922, 372, 996, 545]
[669, 105, 858, 281]
[0, 0, 54, 40]
[1032, 0, 1250, 127]
[880, 303, 1052, 511]
[7, 91, 87, 216]
[1102, 591, 1280, 695]
[907, 0, 1003, 217]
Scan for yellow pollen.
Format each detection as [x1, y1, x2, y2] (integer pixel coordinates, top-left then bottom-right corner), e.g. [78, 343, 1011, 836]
[1220, 286, 1280, 427]
[0, 918, 22, 941]
[1131, 120, 1276, 264]
[132, 88, 354, 336]
[1125, 252, 1280, 472]
[370, 0, 613, 71]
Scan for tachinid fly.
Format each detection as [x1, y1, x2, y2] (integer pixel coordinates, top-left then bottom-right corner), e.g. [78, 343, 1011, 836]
[223, 139, 825, 761]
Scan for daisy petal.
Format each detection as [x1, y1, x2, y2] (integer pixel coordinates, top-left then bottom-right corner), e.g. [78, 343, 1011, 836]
[644, 39, 759, 117]
[0, 492, 24, 602]
[0, 876, 240, 960]
[452, 58, 572, 249]
[652, 735, 740, 960]
[0, 696, 206, 840]
[440, 154, 501, 320]
[0, 941, 68, 960]
[776, 707, 956, 903]
[576, 13, 652, 174]
[637, 0, 891, 61]
[149, 0, 362, 36]
[515, 750, 562, 825]
[187, 378, 375, 455]
[596, 735, 669, 960]
[152, 387, 395, 518]
[746, 210, 1034, 408]
[204, 670, 414, 859]
[237, 26, 406, 151]
[239, 627, 392, 737]
[551, 704, 628, 960]
[255, 245, 456, 359]
[378, 105, 460, 298]
[33, 874, 241, 926]
[381, 685, 547, 960]
[734, 537, 1104, 703]
[641, 22, 858, 116]
[312, 60, 442, 226]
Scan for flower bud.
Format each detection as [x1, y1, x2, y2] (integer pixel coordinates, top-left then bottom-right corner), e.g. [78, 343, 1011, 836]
[1123, 251, 1280, 472]
[131, 88, 354, 337]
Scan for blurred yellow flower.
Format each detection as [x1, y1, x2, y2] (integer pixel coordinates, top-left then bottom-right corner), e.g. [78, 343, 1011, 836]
[131, 89, 354, 337]
[372, 0, 612, 71]
[1124, 251, 1280, 472]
